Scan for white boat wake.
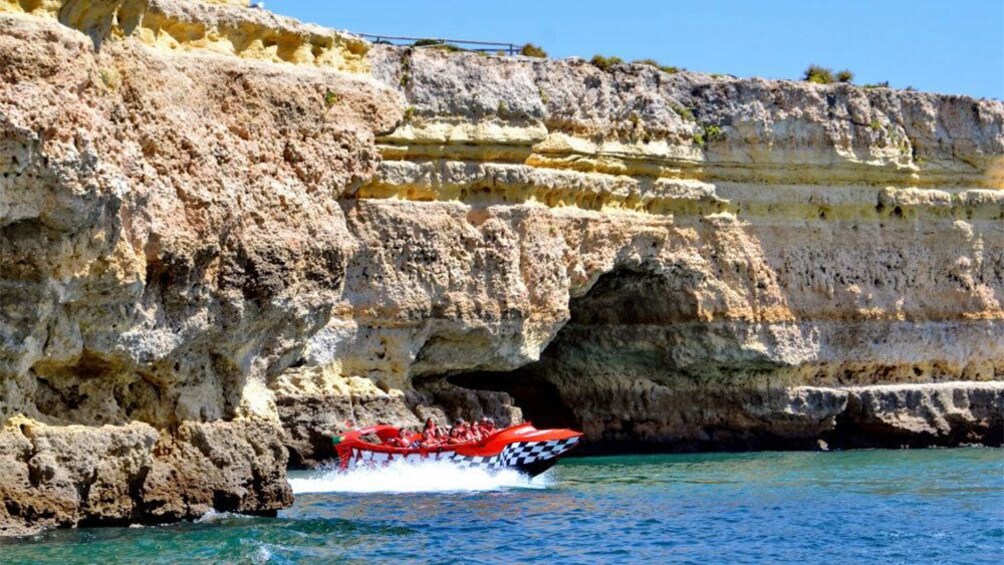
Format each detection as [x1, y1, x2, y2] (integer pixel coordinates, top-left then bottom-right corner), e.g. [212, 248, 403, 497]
[287, 459, 552, 494]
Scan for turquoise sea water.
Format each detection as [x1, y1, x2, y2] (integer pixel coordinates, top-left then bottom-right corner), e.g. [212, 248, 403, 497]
[3, 449, 1002, 564]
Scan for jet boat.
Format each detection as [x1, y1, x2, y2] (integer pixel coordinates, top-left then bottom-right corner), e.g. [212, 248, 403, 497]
[334, 423, 582, 477]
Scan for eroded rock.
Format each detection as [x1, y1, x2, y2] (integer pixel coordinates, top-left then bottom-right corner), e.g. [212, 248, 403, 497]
[1, 0, 1002, 536]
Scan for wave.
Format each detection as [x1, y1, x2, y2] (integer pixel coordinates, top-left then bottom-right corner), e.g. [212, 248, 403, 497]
[288, 459, 551, 494]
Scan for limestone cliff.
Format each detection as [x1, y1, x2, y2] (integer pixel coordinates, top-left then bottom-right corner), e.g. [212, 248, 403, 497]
[1, 0, 1002, 536]
[0, 0, 396, 535]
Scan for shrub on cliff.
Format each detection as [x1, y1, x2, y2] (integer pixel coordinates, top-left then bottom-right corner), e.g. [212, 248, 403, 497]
[803, 65, 834, 84]
[413, 39, 463, 52]
[802, 66, 856, 85]
[591, 55, 624, 71]
[520, 43, 548, 58]
[694, 124, 726, 148]
[633, 59, 681, 74]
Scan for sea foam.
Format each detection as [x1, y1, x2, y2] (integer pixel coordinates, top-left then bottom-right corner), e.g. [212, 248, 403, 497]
[287, 459, 551, 494]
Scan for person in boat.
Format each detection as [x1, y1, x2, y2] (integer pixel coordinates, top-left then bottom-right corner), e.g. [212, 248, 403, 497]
[447, 420, 466, 445]
[422, 417, 436, 437]
[434, 424, 450, 443]
[385, 430, 410, 449]
[477, 417, 496, 439]
[419, 418, 442, 448]
[458, 418, 475, 443]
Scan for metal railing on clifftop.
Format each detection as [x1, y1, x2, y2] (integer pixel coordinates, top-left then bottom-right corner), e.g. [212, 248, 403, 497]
[356, 33, 519, 55]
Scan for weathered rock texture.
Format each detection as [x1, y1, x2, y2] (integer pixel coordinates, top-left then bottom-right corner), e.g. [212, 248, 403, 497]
[0, 417, 290, 537]
[1, 0, 1002, 536]
[334, 46, 1002, 454]
[1, 0, 393, 535]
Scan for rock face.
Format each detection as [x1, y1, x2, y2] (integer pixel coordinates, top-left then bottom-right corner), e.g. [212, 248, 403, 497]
[1, 0, 1002, 536]
[0, 417, 290, 537]
[0, 0, 394, 534]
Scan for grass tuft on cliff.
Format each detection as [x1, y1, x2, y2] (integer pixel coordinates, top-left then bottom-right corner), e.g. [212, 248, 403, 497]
[413, 39, 464, 53]
[803, 65, 855, 85]
[671, 104, 695, 122]
[803, 65, 835, 84]
[694, 124, 726, 148]
[591, 55, 624, 71]
[520, 43, 548, 58]
[633, 59, 682, 74]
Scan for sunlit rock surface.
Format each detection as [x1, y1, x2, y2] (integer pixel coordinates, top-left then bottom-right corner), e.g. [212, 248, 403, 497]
[1, 0, 1002, 536]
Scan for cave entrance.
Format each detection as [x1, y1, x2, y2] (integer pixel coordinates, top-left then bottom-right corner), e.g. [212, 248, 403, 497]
[443, 267, 704, 453]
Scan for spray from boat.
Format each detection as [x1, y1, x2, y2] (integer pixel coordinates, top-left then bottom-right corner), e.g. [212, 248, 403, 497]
[288, 458, 553, 494]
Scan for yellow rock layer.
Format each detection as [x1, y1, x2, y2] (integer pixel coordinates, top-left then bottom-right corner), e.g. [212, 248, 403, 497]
[366, 116, 1004, 217]
[0, 0, 369, 73]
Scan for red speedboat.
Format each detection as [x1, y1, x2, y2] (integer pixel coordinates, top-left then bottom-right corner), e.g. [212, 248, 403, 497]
[333, 423, 582, 477]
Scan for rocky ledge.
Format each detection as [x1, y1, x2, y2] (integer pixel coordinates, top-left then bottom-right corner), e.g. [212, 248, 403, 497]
[1, 0, 1002, 536]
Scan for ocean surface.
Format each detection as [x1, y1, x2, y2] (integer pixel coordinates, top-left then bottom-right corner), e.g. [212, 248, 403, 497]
[3, 449, 1002, 564]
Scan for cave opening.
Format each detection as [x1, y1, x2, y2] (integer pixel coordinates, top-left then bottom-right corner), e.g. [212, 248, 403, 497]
[443, 267, 707, 454]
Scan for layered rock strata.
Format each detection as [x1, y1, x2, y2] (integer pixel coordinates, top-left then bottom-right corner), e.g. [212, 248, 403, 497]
[1, 0, 1002, 537]
[295, 45, 1002, 455]
[1, 0, 395, 534]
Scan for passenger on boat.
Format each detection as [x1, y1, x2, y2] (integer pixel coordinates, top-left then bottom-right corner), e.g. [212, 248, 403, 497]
[460, 419, 478, 442]
[385, 432, 410, 449]
[470, 418, 489, 441]
[420, 418, 442, 448]
[423, 418, 438, 437]
[447, 420, 467, 445]
[480, 417, 497, 436]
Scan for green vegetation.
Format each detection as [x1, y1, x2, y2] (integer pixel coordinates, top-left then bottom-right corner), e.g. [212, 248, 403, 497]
[399, 55, 411, 87]
[520, 43, 548, 58]
[694, 124, 726, 148]
[671, 104, 695, 122]
[869, 118, 882, 130]
[633, 59, 681, 74]
[403, 106, 416, 122]
[590, 55, 624, 71]
[803, 65, 855, 85]
[706, 125, 726, 142]
[412, 39, 463, 52]
[862, 81, 890, 89]
[324, 89, 338, 107]
[497, 101, 509, 115]
[803, 65, 835, 84]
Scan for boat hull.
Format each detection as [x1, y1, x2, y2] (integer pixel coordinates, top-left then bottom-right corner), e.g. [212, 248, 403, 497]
[335, 424, 582, 477]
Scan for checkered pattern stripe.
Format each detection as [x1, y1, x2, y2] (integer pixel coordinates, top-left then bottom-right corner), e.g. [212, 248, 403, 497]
[346, 437, 580, 471]
[496, 438, 580, 468]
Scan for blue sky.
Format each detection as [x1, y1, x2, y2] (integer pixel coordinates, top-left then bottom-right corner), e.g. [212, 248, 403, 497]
[267, 1, 1003, 100]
